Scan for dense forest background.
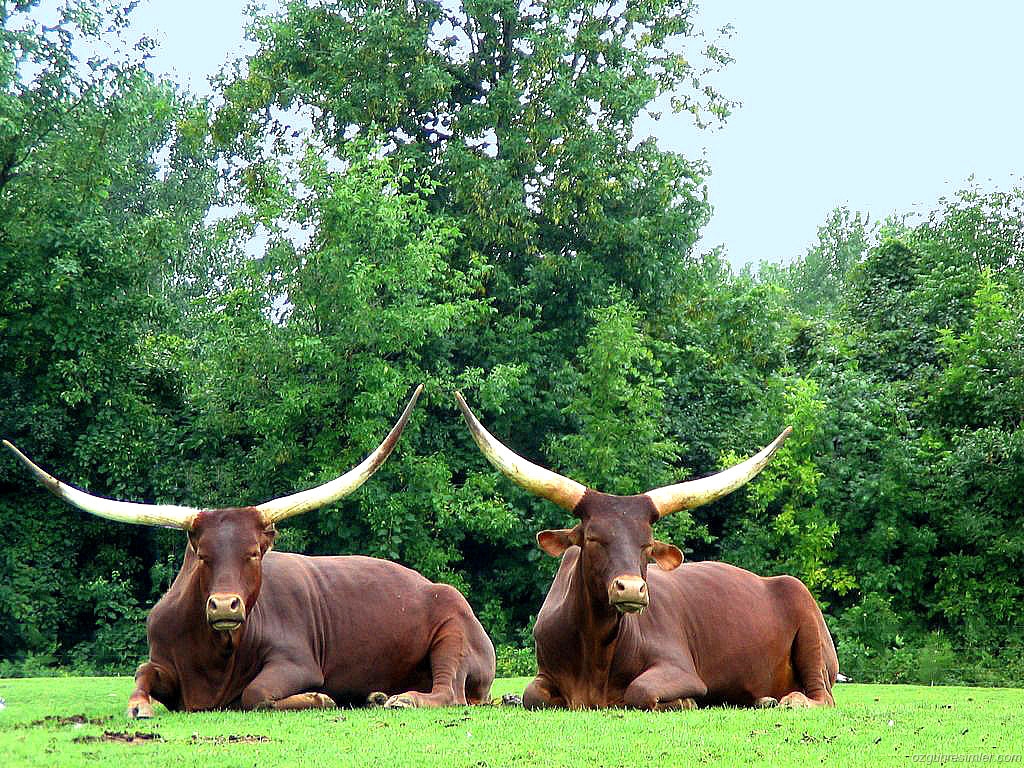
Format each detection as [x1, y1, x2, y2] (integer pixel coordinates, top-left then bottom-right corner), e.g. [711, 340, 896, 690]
[1, 1, 1021, 685]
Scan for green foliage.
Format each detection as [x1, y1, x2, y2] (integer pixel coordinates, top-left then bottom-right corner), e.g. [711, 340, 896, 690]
[69, 573, 148, 674]
[721, 377, 856, 599]
[770, 187, 1024, 683]
[494, 644, 537, 679]
[548, 295, 678, 495]
[930, 270, 1024, 432]
[761, 207, 873, 317]
[213, 0, 725, 334]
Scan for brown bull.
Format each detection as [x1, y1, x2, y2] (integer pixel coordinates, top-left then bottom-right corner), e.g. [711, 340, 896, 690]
[5, 387, 495, 717]
[457, 393, 838, 710]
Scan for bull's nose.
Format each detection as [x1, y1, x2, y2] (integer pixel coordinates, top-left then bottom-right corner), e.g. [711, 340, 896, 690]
[207, 592, 246, 630]
[608, 575, 649, 612]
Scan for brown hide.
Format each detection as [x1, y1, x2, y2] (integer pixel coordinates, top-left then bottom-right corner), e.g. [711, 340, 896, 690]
[137, 513, 495, 712]
[525, 491, 838, 710]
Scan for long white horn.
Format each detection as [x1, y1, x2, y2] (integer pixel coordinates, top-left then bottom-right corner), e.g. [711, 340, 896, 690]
[645, 427, 792, 518]
[455, 392, 587, 513]
[3, 440, 200, 529]
[256, 384, 423, 524]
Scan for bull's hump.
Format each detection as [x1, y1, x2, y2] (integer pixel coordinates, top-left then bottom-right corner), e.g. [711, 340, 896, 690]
[262, 551, 434, 584]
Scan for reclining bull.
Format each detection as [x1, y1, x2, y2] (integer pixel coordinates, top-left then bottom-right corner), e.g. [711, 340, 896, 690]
[456, 392, 838, 710]
[5, 386, 495, 716]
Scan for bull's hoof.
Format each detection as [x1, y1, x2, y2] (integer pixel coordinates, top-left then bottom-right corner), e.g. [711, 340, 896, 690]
[367, 692, 389, 707]
[755, 697, 779, 709]
[384, 694, 417, 709]
[779, 692, 813, 709]
[127, 700, 154, 719]
[307, 693, 337, 709]
[653, 697, 697, 712]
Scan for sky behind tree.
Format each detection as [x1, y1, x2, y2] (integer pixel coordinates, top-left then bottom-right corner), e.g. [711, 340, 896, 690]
[125, 0, 1023, 269]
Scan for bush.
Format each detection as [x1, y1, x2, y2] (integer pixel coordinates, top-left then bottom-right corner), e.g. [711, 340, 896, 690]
[495, 645, 537, 678]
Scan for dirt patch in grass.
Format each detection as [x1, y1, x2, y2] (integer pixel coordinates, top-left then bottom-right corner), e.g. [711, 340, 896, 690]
[73, 731, 163, 745]
[189, 733, 271, 744]
[30, 714, 111, 727]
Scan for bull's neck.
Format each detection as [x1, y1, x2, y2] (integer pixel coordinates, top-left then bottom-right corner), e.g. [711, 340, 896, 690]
[572, 552, 628, 662]
[175, 548, 252, 659]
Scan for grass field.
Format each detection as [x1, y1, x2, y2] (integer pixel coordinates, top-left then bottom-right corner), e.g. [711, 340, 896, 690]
[1, 677, 1022, 767]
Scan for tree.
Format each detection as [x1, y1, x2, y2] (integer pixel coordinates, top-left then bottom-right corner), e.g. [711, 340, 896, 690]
[760, 186, 1024, 683]
[214, 0, 733, 322]
[763, 207, 873, 317]
[0, 1, 217, 669]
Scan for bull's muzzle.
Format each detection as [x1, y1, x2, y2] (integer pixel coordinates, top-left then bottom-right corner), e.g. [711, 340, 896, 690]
[608, 575, 649, 614]
[207, 593, 246, 631]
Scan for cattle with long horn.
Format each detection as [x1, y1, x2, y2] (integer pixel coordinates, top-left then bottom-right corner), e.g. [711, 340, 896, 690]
[456, 392, 837, 710]
[5, 386, 495, 716]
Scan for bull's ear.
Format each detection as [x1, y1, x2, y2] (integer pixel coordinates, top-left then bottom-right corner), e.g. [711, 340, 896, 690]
[260, 526, 276, 555]
[537, 527, 580, 557]
[650, 540, 684, 570]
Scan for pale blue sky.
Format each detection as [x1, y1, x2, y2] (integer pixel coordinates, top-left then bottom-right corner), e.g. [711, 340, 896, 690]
[126, 0, 1024, 269]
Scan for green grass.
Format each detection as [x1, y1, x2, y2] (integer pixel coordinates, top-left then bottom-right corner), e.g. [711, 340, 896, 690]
[1, 677, 1022, 767]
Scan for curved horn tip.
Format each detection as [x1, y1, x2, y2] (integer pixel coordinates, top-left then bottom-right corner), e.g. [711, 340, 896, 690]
[646, 426, 794, 519]
[403, 383, 424, 411]
[775, 426, 794, 448]
[397, 382, 424, 423]
[454, 391, 476, 421]
[3, 440, 51, 482]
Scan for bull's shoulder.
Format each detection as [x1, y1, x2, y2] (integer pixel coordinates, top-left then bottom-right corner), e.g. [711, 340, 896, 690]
[532, 548, 586, 644]
[145, 581, 194, 633]
[143, 587, 207, 663]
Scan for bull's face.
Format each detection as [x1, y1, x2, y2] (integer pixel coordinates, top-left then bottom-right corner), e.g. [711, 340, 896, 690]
[187, 508, 276, 632]
[536, 492, 682, 614]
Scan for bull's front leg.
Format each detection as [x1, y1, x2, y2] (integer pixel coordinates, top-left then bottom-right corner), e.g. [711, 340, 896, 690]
[127, 661, 178, 719]
[240, 662, 336, 711]
[623, 666, 708, 711]
[522, 674, 568, 710]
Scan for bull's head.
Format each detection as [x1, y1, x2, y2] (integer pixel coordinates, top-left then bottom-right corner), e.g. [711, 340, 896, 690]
[5, 386, 422, 633]
[455, 392, 790, 615]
